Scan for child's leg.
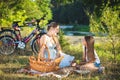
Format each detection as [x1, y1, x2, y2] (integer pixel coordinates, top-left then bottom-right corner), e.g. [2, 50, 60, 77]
[80, 63, 99, 71]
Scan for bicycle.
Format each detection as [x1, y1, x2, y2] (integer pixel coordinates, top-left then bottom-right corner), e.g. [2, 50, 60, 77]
[0, 17, 46, 55]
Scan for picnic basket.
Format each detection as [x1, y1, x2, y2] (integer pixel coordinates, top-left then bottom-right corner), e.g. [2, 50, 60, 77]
[29, 55, 64, 72]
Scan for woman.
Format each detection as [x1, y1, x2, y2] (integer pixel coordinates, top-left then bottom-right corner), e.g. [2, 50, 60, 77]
[38, 22, 75, 68]
[79, 36, 101, 71]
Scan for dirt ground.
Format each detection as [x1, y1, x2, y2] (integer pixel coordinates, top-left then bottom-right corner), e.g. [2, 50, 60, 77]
[65, 36, 103, 45]
[65, 36, 83, 45]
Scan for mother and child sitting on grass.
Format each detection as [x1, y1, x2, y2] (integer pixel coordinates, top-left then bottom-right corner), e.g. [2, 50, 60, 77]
[37, 22, 103, 72]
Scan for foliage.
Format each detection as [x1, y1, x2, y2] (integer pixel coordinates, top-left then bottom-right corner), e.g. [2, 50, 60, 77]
[35, 0, 52, 27]
[95, 41, 114, 61]
[51, 0, 119, 25]
[51, 0, 89, 24]
[0, 10, 27, 27]
[89, 3, 120, 61]
[58, 29, 70, 48]
[0, 0, 52, 28]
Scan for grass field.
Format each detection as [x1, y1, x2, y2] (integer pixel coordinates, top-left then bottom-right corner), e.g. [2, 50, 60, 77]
[0, 36, 120, 80]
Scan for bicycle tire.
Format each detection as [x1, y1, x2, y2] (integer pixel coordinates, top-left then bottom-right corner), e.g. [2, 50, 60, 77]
[31, 36, 41, 55]
[0, 29, 18, 40]
[31, 32, 46, 55]
[0, 35, 16, 55]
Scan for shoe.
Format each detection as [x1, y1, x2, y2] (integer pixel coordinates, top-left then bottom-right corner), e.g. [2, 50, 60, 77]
[98, 67, 105, 73]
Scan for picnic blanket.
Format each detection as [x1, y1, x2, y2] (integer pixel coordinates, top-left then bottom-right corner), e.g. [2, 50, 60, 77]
[17, 66, 91, 79]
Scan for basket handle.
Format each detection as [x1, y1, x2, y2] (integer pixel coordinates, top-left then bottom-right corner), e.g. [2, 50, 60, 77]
[45, 45, 51, 60]
[29, 56, 36, 61]
[37, 44, 50, 61]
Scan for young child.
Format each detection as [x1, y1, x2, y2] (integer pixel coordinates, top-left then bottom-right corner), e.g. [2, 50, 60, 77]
[78, 36, 102, 72]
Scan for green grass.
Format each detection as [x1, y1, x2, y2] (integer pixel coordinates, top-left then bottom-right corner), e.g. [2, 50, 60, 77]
[0, 53, 119, 80]
[0, 37, 120, 80]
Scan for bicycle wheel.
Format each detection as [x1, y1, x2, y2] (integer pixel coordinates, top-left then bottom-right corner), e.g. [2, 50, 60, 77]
[0, 35, 16, 55]
[0, 29, 18, 40]
[31, 36, 41, 55]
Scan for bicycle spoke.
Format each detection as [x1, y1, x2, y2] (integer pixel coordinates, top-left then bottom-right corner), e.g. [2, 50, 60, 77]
[31, 37, 41, 55]
[0, 36, 16, 55]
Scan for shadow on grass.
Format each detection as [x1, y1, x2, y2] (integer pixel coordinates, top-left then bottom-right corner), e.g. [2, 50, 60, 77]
[0, 49, 120, 80]
[0, 49, 34, 64]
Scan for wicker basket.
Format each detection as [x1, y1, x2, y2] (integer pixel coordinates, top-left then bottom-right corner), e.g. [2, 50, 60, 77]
[29, 56, 64, 72]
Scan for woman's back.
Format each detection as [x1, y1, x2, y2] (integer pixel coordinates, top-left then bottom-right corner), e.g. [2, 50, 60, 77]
[83, 36, 95, 62]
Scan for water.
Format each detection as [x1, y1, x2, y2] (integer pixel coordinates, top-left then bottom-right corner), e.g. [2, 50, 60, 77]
[64, 31, 94, 36]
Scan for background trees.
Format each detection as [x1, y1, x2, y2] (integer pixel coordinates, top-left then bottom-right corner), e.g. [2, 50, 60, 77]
[51, 0, 120, 25]
[0, 0, 52, 27]
[51, 0, 89, 25]
[89, 2, 120, 61]
[0, 0, 119, 26]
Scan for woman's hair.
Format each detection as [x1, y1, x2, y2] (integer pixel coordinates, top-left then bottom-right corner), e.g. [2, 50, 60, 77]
[84, 36, 95, 61]
[47, 22, 59, 30]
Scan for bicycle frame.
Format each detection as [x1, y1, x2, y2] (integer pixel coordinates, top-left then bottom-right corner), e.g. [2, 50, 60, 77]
[16, 28, 38, 44]
[0, 26, 45, 54]
[13, 27, 40, 49]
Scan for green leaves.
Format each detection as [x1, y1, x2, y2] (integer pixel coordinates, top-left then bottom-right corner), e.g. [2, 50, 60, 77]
[90, 6, 120, 37]
[0, 0, 52, 27]
[89, 4, 120, 61]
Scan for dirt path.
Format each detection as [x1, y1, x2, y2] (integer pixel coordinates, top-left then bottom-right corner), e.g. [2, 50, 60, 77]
[65, 36, 104, 45]
[65, 36, 83, 45]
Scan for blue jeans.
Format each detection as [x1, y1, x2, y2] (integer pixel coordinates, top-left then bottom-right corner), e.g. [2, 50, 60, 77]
[94, 62, 100, 67]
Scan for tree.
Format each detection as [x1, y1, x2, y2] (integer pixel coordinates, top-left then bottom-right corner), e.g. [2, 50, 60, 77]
[51, 0, 89, 24]
[51, 0, 120, 24]
[59, 29, 70, 49]
[0, 0, 27, 27]
[89, 4, 120, 61]
[0, 0, 52, 27]
[35, 0, 52, 26]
